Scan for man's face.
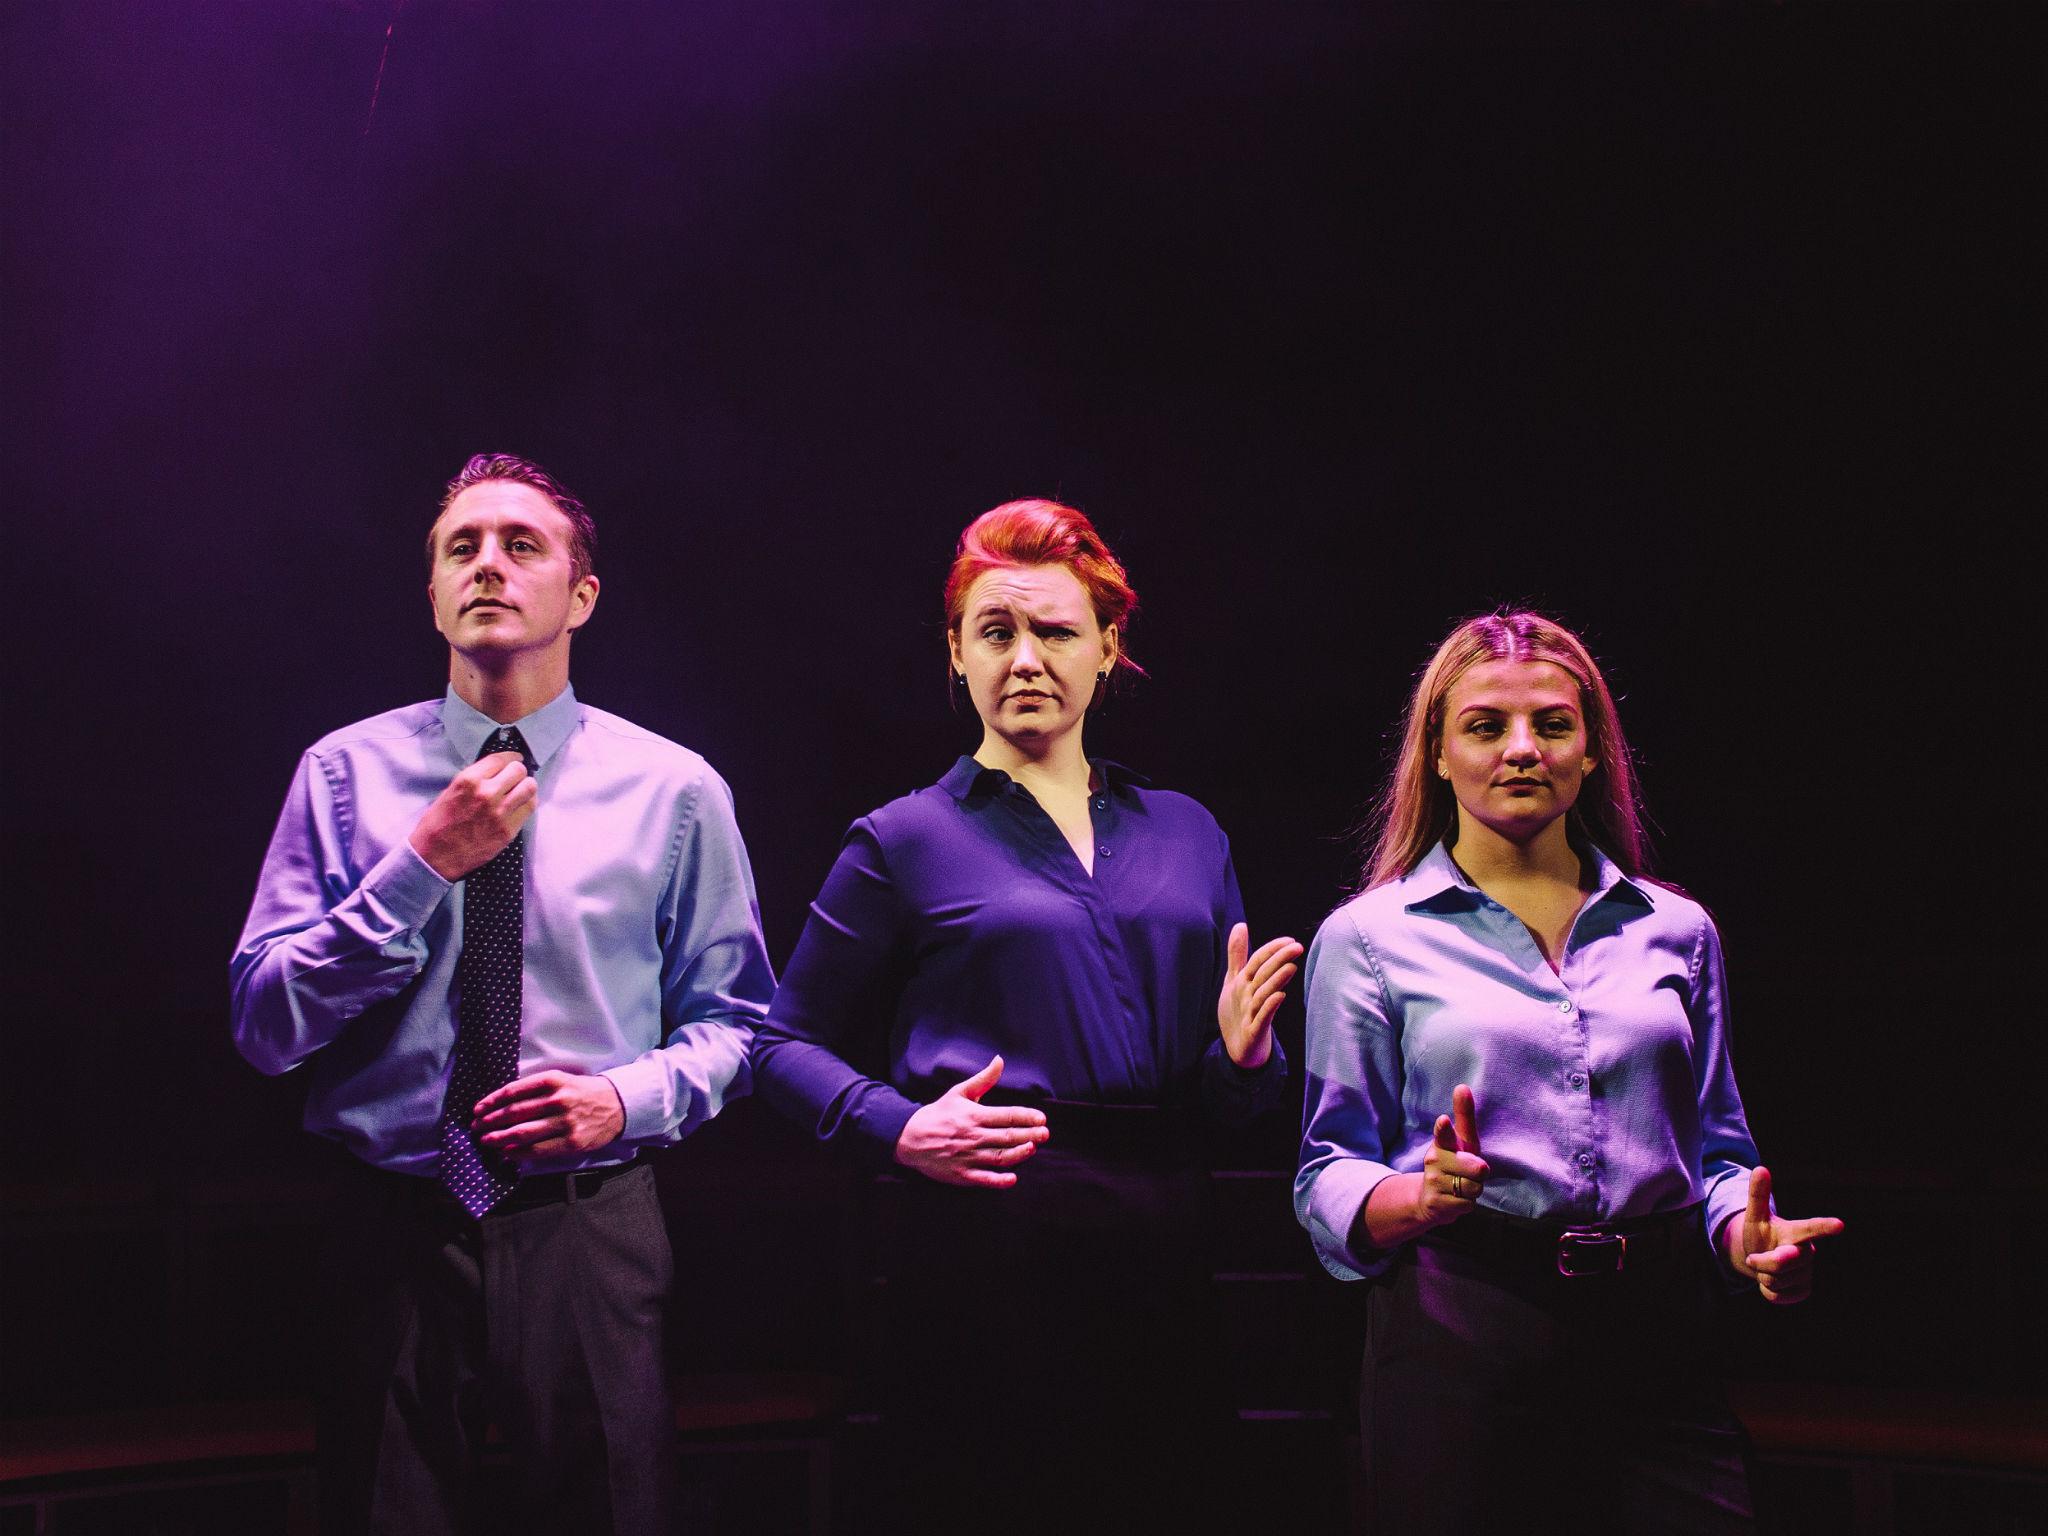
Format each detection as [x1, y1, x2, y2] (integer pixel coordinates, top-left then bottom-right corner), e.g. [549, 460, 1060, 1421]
[427, 481, 597, 661]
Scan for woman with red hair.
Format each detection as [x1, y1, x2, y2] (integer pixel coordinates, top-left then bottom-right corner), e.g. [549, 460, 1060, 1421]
[1296, 610, 1842, 1534]
[753, 499, 1300, 1533]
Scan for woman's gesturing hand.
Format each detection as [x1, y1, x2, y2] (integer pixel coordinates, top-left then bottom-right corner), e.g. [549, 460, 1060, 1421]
[1358, 1083, 1490, 1250]
[1723, 1166, 1844, 1304]
[1415, 1083, 1489, 1228]
[894, 1055, 1050, 1189]
[1217, 923, 1303, 1069]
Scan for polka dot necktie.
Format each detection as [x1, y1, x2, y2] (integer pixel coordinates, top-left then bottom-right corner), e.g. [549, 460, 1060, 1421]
[437, 726, 535, 1217]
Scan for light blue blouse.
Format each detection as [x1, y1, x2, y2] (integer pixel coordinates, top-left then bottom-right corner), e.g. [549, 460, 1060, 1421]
[1295, 841, 1757, 1280]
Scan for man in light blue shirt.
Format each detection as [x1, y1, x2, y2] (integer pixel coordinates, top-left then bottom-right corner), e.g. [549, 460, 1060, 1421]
[232, 453, 774, 1535]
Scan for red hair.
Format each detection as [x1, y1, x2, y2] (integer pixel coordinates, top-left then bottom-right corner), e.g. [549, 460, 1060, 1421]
[943, 499, 1143, 678]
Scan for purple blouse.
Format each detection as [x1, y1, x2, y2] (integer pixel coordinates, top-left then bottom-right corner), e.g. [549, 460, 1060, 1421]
[751, 756, 1287, 1158]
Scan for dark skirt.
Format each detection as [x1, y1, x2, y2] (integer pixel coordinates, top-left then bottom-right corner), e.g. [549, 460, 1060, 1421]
[1361, 1204, 1756, 1536]
[868, 1101, 1230, 1534]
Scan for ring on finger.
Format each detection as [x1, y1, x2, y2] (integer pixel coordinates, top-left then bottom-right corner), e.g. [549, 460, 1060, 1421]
[1449, 1174, 1466, 1199]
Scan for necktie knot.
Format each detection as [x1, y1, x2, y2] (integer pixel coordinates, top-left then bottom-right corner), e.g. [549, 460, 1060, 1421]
[480, 726, 537, 773]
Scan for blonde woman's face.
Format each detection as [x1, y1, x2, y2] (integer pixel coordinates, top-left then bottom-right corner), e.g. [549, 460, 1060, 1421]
[1435, 658, 1596, 844]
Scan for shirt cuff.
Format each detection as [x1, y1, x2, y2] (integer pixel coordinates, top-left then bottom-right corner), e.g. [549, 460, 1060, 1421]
[360, 838, 455, 934]
[1306, 1157, 1397, 1281]
[860, 1092, 921, 1167]
[600, 1057, 677, 1145]
[1222, 1041, 1286, 1080]
[1703, 1165, 1753, 1274]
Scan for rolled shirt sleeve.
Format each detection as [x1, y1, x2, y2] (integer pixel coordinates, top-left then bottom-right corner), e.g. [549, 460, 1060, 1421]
[1688, 914, 1761, 1262]
[1295, 906, 1408, 1280]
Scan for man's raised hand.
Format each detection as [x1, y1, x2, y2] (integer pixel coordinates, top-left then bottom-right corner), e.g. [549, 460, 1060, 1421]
[409, 750, 537, 880]
[894, 1055, 1050, 1189]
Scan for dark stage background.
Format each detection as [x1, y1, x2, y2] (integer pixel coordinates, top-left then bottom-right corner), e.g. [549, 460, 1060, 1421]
[3, 0, 2040, 1525]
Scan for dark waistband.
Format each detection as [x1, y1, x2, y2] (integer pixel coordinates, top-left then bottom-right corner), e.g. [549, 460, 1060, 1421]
[1421, 1202, 1706, 1277]
[983, 1096, 1203, 1163]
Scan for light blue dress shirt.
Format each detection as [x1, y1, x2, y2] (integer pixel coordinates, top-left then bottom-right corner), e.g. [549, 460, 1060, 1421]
[231, 685, 775, 1176]
[1295, 841, 1757, 1280]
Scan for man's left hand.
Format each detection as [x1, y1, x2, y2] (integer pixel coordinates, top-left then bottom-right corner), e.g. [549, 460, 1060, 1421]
[474, 1070, 626, 1162]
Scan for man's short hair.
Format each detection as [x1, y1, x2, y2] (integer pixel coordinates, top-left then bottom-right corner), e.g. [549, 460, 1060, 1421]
[429, 453, 598, 583]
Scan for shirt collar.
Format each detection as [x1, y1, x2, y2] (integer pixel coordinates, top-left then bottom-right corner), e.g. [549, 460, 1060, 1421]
[439, 684, 581, 769]
[937, 755, 1152, 802]
[1399, 838, 1652, 915]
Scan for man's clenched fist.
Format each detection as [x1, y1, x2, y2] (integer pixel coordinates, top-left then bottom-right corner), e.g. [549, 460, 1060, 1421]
[409, 751, 537, 880]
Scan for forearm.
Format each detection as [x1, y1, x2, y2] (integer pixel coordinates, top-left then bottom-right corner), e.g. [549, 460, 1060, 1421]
[602, 1015, 754, 1147]
[751, 1029, 919, 1156]
[1356, 1171, 1440, 1251]
[230, 840, 450, 1075]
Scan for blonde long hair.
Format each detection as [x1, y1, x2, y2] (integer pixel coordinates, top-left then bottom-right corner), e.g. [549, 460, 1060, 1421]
[1360, 611, 1649, 890]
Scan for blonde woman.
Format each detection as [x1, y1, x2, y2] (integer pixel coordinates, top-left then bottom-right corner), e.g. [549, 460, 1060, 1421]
[1297, 610, 1841, 1534]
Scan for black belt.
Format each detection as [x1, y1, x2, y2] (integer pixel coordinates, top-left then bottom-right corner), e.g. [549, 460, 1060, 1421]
[1422, 1202, 1705, 1277]
[359, 1157, 642, 1217]
[491, 1159, 641, 1212]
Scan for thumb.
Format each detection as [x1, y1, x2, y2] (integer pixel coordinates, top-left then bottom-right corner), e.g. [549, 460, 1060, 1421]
[1452, 1083, 1481, 1155]
[1227, 922, 1248, 974]
[1432, 1113, 1459, 1155]
[1745, 1166, 1774, 1238]
[950, 1054, 1004, 1102]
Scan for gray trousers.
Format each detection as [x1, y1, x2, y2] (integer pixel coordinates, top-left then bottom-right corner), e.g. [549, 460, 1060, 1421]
[317, 1160, 679, 1536]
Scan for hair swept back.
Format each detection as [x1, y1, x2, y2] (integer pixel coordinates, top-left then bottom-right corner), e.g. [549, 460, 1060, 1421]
[1358, 609, 1649, 890]
[943, 498, 1145, 682]
[429, 453, 598, 583]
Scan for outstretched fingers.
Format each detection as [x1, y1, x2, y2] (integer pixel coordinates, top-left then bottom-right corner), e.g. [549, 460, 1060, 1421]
[1776, 1215, 1846, 1247]
[1245, 935, 1303, 983]
[974, 1105, 1049, 1130]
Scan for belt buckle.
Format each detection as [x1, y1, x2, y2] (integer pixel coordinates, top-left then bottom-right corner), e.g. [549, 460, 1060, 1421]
[1556, 1227, 1626, 1276]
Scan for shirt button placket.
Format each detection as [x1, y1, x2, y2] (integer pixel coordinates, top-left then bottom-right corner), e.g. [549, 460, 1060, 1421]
[1557, 990, 1596, 1189]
